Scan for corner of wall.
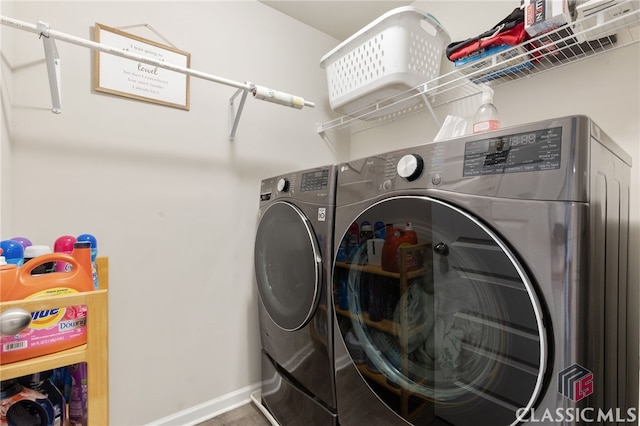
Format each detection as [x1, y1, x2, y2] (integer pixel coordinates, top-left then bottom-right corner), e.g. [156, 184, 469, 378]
[0, 0, 15, 237]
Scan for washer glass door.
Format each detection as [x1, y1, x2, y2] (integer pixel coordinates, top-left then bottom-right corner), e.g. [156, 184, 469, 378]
[334, 196, 547, 425]
[255, 201, 322, 331]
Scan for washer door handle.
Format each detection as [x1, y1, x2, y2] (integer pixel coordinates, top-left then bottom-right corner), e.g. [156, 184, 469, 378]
[434, 242, 449, 256]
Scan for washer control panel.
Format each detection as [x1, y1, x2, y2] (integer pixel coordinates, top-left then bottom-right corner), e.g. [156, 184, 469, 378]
[463, 127, 562, 176]
[300, 168, 330, 192]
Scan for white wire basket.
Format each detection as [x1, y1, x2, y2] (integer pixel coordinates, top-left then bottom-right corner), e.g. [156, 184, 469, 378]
[320, 6, 451, 120]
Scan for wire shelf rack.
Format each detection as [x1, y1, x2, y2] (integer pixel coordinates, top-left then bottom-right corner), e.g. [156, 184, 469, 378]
[317, 1, 639, 134]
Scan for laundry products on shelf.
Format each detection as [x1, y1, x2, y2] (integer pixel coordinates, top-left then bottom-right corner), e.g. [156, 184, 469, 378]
[17, 370, 66, 426]
[0, 379, 55, 426]
[381, 223, 421, 273]
[0, 242, 94, 364]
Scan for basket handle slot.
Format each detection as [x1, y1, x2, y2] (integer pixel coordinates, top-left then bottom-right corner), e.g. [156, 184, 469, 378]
[419, 13, 446, 38]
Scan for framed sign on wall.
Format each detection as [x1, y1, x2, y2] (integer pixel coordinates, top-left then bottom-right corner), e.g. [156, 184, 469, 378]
[94, 23, 191, 110]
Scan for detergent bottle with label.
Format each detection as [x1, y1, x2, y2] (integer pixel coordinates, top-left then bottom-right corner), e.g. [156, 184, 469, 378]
[381, 223, 420, 273]
[0, 241, 94, 365]
[403, 222, 420, 270]
[373, 221, 386, 239]
[0, 378, 55, 426]
[68, 363, 88, 426]
[359, 221, 373, 263]
[18, 370, 66, 426]
[76, 234, 99, 290]
[359, 221, 373, 244]
[336, 237, 348, 262]
[346, 222, 360, 262]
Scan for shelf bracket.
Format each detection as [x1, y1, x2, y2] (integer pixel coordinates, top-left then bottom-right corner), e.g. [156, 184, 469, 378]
[228, 84, 251, 142]
[37, 21, 62, 114]
[419, 83, 441, 128]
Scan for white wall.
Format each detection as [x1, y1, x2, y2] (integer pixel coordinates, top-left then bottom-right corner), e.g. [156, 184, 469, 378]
[2, 1, 341, 424]
[0, 0, 14, 237]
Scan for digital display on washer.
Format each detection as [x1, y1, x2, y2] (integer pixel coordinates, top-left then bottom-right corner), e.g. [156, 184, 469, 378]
[463, 127, 562, 176]
[300, 169, 330, 191]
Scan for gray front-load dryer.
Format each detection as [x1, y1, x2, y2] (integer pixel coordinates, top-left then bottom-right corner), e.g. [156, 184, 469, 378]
[255, 165, 338, 425]
[332, 115, 636, 425]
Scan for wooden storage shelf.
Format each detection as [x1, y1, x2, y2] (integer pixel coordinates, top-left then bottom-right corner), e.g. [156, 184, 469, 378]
[335, 306, 397, 335]
[335, 307, 429, 345]
[335, 243, 434, 418]
[335, 261, 428, 280]
[0, 256, 110, 425]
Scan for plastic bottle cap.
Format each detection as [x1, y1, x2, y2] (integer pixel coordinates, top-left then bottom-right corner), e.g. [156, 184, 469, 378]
[24, 245, 53, 258]
[76, 233, 97, 249]
[0, 240, 24, 260]
[54, 235, 77, 253]
[481, 85, 494, 104]
[10, 237, 32, 248]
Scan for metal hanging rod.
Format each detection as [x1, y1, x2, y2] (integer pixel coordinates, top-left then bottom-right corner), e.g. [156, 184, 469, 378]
[1, 15, 314, 141]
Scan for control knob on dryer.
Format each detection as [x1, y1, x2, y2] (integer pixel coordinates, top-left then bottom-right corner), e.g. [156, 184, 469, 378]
[277, 178, 290, 193]
[397, 154, 424, 181]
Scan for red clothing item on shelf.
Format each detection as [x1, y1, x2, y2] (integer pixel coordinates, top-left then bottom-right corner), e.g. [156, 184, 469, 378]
[448, 22, 529, 62]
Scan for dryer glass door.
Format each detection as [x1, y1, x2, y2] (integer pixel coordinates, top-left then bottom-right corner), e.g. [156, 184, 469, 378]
[334, 196, 547, 426]
[255, 201, 322, 331]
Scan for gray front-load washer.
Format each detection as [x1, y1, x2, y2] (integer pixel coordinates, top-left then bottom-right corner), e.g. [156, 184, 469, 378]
[255, 165, 338, 425]
[331, 115, 636, 425]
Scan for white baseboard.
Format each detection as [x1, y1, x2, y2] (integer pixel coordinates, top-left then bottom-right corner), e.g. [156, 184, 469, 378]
[146, 382, 261, 426]
[250, 390, 280, 425]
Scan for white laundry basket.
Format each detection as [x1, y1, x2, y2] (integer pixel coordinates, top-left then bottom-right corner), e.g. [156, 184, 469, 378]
[320, 7, 451, 119]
